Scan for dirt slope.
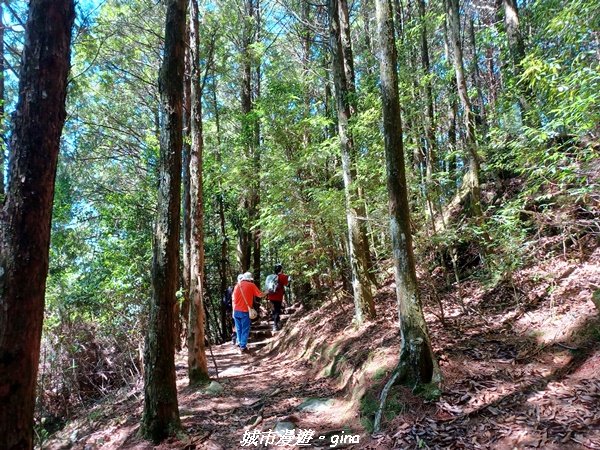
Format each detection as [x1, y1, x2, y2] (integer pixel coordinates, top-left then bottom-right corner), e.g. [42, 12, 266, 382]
[43, 234, 600, 450]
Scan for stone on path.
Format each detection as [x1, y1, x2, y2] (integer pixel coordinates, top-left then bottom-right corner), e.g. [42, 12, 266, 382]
[274, 421, 297, 435]
[205, 381, 224, 395]
[297, 398, 335, 413]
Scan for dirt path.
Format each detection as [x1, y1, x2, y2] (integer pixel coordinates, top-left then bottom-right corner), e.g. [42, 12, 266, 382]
[46, 305, 362, 450]
[175, 307, 361, 449]
[44, 239, 600, 450]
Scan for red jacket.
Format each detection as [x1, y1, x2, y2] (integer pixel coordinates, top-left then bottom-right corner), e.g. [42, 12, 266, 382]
[233, 281, 264, 312]
[267, 273, 289, 302]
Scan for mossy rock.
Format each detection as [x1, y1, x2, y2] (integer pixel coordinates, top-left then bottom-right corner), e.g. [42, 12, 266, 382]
[205, 381, 224, 395]
[592, 289, 600, 311]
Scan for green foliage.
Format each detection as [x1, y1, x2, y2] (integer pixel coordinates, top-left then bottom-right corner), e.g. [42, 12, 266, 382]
[413, 383, 442, 401]
[483, 199, 529, 285]
[359, 391, 378, 432]
[373, 367, 389, 381]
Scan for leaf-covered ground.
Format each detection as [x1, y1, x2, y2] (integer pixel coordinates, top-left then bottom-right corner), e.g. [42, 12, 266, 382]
[44, 235, 600, 450]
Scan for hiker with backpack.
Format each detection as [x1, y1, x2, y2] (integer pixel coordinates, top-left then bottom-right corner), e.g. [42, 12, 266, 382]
[232, 272, 266, 354]
[265, 264, 290, 331]
[222, 285, 236, 344]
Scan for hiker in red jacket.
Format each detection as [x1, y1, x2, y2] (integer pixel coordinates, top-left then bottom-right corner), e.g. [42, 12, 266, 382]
[233, 272, 266, 354]
[265, 264, 290, 331]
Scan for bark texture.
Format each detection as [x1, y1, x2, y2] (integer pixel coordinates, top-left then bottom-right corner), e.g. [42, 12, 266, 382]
[445, 0, 483, 217]
[180, 20, 192, 351]
[418, 0, 436, 179]
[236, 0, 255, 274]
[329, 0, 375, 324]
[501, 0, 537, 124]
[373, 0, 440, 431]
[0, 1, 74, 448]
[141, 0, 186, 441]
[0, 3, 5, 199]
[187, 0, 209, 384]
[236, 0, 261, 278]
[503, 0, 525, 67]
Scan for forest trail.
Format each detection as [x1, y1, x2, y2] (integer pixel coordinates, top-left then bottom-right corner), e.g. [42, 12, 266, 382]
[3, 0, 599, 448]
[46, 305, 363, 450]
[44, 237, 600, 450]
[177, 306, 359, 450]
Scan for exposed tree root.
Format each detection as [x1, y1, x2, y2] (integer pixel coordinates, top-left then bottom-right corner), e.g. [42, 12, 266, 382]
[373, 337, 442, 434]
[373, 362, 405, 434]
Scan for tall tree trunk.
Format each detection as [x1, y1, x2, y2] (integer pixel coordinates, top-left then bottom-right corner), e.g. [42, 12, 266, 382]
[393, 0, 405, 44]
[469, 18, 487, 133]
[503, 0, 525, 68]
[338, 0, 355, 94]
[179, 21, 192, 353]
[301, 0, 311, 146]
[324, 77, 336, 139]
[329, 0, 376, 325]
[0, 1, 74, 448]
[338, 0, 376, 286]
[445, 0, 482, 217]
[360, 0, 375, 76]
[250, 0, 261, 284]
[418, 0, 439, 233]
[443, 13, 459, 195]
[187, 0, 209, 385]
[211, 68, 231, 343]
[0, 3, 5, 201]
[501, 0, 536, 125]
[210, 63, 231, 343]
[237, 0, 255, 274]
[338, 0, 377, 287]
[447, 86, 458, 192]
[373, 0, 440, 431]
[418, 0, 436, 179]
[142, 0, 186, 441]
[236, 207, 251, 272]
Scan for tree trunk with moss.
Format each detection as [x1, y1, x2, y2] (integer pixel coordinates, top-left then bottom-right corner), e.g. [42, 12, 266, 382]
[142, 0, 186, 441]
[187, 0, 209, 385]
[0, 1, 74, 447]
[373, 0, 441, 432]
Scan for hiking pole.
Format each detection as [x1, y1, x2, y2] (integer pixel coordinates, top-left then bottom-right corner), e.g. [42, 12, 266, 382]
[206, 338, 219, 380]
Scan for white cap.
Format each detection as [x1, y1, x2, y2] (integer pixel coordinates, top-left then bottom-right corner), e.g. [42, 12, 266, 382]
[241, 272, 254, 281]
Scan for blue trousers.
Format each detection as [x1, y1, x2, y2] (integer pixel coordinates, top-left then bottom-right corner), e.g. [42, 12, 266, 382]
[233, 310, 251, 349]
